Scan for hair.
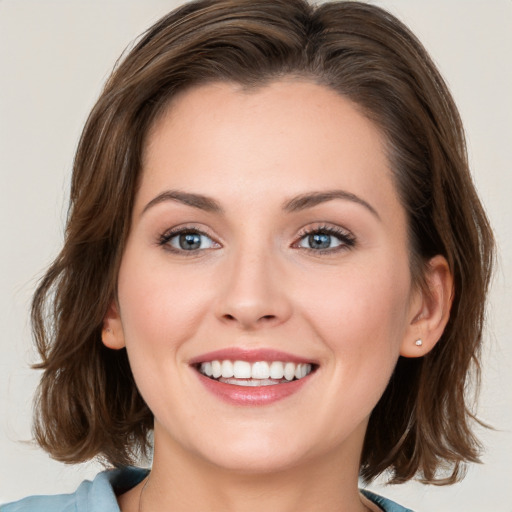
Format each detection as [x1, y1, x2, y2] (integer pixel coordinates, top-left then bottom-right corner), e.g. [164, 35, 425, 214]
[31, 0, 494, 485]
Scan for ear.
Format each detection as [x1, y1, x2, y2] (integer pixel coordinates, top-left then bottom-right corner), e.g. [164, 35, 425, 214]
[400, 255, 454, 358]
[101, 301, 126, 350]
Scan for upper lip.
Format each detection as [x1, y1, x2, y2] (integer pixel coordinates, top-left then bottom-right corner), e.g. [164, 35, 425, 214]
[189, 347, 317, 365]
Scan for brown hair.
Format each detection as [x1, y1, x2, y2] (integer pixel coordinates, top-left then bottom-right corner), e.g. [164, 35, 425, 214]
[31, 0, 494, 484]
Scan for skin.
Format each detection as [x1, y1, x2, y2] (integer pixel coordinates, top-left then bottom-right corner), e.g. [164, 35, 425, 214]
[103, 79, 453, 512]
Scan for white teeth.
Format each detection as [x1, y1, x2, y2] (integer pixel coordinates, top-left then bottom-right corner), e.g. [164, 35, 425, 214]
[211, 360, 222, 378]
[203, 361, 213, 377]
[251, 361, 270, 379]
[221, 360, 234, 378]
[233, 360, 251, 379]
[284, 362, 295, 381]
[221, 378, 280, 387]
[269, 361, 285, 379]
[199, 360, 313, 383]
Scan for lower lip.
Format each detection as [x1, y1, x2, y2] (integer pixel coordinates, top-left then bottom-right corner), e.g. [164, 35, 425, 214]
[195, 371, 312, 406]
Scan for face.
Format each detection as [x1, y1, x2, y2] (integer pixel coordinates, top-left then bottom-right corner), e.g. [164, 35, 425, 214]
[105, 80, 424, 474]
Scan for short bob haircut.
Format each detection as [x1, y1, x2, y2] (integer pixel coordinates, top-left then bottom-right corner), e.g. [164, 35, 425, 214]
[32, 0, 494, 485]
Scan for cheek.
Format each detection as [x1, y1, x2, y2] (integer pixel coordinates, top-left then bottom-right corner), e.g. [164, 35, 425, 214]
[306, 261, 409, 324]
[115, 252, 217, 420]
[116, 251, 213, 356]
[298, 257, 412, 374]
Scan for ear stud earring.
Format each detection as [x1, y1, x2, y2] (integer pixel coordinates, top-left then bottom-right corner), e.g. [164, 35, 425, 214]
[415, 339, 423, 347]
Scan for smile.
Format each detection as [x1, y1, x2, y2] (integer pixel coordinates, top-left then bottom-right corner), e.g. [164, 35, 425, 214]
[198, 360, 313, 386]
[190, 348, 317, 405]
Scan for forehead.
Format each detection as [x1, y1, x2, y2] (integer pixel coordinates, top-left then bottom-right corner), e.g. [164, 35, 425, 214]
[139, 79, 399, 219]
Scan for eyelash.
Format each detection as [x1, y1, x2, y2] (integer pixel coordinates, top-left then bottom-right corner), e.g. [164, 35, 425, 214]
[157, 224, 356, 255]
[293, 225, 356, 253]
[158, 225, 219, 255]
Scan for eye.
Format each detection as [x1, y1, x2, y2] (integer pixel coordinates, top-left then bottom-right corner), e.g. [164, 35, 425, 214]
[160, 228, 219, 252]
[295, 226, 355, 252]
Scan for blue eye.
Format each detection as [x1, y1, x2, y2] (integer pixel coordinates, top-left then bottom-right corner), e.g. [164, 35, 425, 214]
[297, 228, 355, 251]
[161, 230, 218, 252]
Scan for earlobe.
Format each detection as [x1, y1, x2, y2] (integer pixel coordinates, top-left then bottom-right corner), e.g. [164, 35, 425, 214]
[400, 255, 454, 358]
[101, 301, 126, 350]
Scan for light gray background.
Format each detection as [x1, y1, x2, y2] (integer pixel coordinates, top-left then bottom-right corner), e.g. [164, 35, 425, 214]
[1, 1, 511, 510]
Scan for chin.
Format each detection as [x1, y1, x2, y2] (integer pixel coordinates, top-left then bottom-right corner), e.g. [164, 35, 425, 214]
[199, 443, 312, 475]
[182, 420, 355, 477]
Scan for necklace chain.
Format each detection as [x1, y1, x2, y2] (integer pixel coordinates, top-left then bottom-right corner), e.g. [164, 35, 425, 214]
[137, 476, 374, 512]
[138, 476, 371, 512]
[138, 476, 150, 512]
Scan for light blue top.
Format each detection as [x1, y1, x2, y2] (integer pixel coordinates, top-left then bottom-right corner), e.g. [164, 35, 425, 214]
[1, 467, 414, 512]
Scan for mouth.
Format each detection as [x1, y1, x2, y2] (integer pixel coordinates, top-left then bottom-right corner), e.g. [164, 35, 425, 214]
[190, 348, 318, 405]
[196, 360, 315, 387]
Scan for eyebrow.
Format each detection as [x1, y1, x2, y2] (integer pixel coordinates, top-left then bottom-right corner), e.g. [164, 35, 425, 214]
[141, 190, 224, 216]
[283, 190, 380, 219]
[141, 188, 379, 219]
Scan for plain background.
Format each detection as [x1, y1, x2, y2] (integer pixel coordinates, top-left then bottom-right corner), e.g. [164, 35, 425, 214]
[0, 1, 511, 510]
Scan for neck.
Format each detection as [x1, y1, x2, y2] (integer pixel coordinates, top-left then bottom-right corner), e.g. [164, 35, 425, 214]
[131, 424, 371, 512]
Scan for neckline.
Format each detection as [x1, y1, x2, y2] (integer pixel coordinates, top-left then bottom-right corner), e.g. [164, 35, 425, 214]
[107, 468, 404, 512]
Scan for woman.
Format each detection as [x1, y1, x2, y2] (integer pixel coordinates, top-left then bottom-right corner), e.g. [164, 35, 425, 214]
[1, 1, 494, 511]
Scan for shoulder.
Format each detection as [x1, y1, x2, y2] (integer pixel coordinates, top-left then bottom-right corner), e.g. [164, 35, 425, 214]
[0, 492, 76, 512]
[1, 467, 148, 512]
[361, 489, 416, 512]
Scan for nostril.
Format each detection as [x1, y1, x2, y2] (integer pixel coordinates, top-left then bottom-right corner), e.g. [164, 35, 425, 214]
[221, 313, 277, 326]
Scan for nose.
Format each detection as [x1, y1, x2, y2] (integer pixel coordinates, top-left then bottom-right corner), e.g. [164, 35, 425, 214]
[214, 247, 293, 331]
